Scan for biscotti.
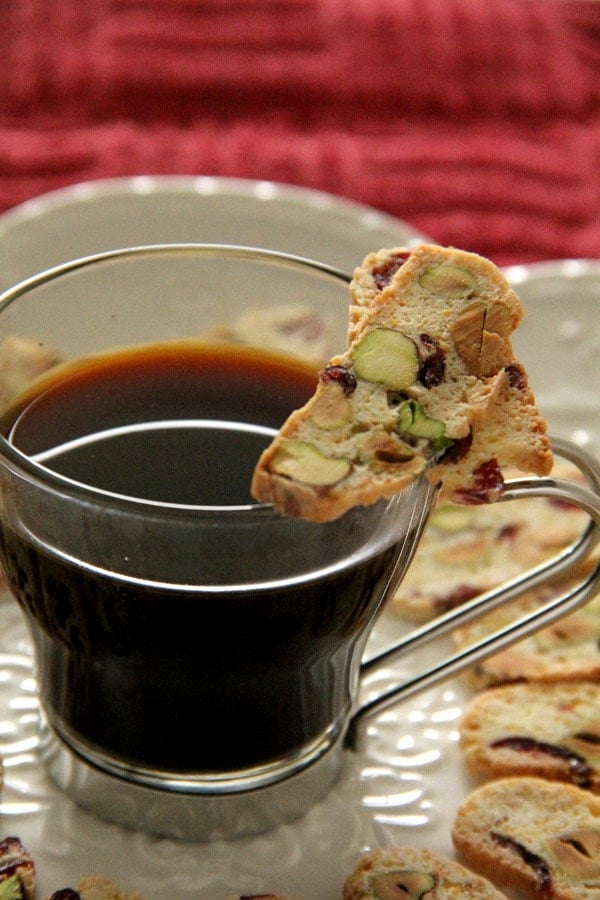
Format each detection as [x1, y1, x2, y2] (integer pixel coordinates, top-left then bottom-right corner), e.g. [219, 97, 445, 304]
[0, 335, 60, 410]
[460, 681, 600, 790]
[452, 559, 600, 690]
[342, 845, 508, 898]
[452, 776, 600, 899]
[251, 243, 552, 522]
[392, 459, 588, 622]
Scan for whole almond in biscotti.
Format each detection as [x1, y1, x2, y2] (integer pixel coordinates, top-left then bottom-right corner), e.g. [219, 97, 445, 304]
[452, 777, 600, 899]
[460, 681, 600, 791]
[342, 845, 508, 898]
[251, 243, 552, 522]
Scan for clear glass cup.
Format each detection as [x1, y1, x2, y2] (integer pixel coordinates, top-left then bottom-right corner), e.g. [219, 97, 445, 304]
[0, 244, 597, 841]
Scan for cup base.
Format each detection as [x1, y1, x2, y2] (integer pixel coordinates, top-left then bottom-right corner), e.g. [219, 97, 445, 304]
[39, 714, 346, 841]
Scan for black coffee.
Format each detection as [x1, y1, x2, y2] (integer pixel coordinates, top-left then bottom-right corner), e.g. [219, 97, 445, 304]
[3, 341, 317, 505]
[0, 342, 404, 772]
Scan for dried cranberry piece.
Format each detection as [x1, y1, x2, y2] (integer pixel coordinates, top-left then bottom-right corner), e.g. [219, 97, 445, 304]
[505, 363, 527, 390]
[549, 496, 578, 511]
[319, 365, 357, 396]
[416, 333, 445, 388]
[371, 251, 411, 290]
[0, 861, 26, 879]
[573, 730, 600, 745]
[455, 458, 505, 504]
[0, 837, 35, 891]
[438, 431, 473, 464]
[491, 832, 553, 896]
[435, 584, 481, 614]
[490, 736, 592, 787]
[498, 523, 520, 540]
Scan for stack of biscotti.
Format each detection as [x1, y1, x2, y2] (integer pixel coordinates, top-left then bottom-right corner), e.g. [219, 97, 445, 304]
[453, 777, 600, 899]
[252, 243, 551, 522]
[342, 845, 508, 898]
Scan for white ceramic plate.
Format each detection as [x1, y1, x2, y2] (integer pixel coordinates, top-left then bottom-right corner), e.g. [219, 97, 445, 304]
[0, 182, 598, 898]
[0, 176, 427, 292]
[506, 258, 600, 453]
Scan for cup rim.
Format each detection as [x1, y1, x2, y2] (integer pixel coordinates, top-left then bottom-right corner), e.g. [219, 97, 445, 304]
[0, 242, 351, 518]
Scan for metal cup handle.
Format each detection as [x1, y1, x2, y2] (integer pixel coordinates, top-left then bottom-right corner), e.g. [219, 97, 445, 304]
[347, 435, 600, 749]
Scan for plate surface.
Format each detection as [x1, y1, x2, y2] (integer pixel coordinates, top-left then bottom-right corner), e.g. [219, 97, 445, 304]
[506, 258, 600, 451]
[0, 175, 426, 291]
[0, 183, 598, 898]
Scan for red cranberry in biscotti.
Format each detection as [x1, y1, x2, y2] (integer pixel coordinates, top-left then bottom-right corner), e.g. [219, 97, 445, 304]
[439, 431, 473, 464]
[371, 251, 412, 290]
[456, 459, 505, 504]
[319, 365, 357, 396]
[416, 333, 445, 388]
[505, 363, 527, 390]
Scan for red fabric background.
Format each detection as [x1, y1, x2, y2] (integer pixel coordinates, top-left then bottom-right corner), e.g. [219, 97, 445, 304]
[1, 0, 599, 265]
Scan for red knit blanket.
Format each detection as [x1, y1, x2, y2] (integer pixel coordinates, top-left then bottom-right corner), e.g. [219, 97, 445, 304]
[1, 0, 598, 265]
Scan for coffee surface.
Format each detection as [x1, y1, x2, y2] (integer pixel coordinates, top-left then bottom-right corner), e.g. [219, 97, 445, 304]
[4, 340, 318, 504]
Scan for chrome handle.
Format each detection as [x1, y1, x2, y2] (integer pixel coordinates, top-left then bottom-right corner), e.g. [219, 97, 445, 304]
[348, 435, 600, 750]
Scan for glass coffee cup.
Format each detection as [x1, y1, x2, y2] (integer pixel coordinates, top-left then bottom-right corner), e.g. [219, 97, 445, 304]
[0, 244, 598, 840]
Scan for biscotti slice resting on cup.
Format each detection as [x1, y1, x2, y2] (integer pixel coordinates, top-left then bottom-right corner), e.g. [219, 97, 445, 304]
[251, 243, 552, 522]
[452, 777, 600, 899]
[342, 845, 508, 899]
[459, 681, 600, 791]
